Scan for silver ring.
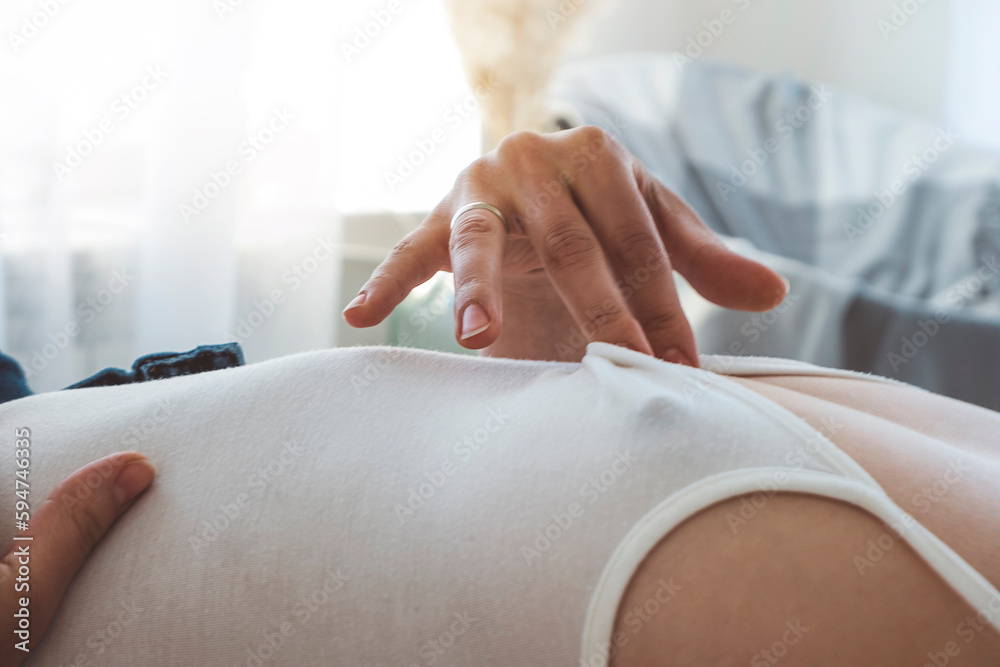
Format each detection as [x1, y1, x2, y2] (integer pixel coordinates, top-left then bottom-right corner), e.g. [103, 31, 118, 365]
[450, 202, 509, 233]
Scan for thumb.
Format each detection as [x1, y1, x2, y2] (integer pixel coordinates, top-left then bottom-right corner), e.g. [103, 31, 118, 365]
[1, 452, 156, 660]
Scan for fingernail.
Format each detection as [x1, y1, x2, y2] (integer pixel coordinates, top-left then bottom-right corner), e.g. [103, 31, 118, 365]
[342, 292, 367, 314]
[113, 460, 158, 506]
[664, 349, 696, 368]
[460, 303, 491, 339]
[772, 276, 791, 307]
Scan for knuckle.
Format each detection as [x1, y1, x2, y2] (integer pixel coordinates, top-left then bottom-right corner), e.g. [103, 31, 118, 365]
[616, 230, 661, 264]
[643, 309, 684, 336]
[574, 124, 606, 144]
[575, 125, 617, 155]
[583, 299, 625, 328]
[457, 157, 493, 186]
[454, 276, 490, 301]
[449, 215, 502, 253]
[540, 222, 598, 272]
[582, 298, 627, 334]
[496, 130, 546, 163]
[390, 236, 417, 257]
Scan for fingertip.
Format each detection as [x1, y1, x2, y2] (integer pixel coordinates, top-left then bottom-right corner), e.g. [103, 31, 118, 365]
[113, 459, 157, 506]
[776, 274, 791, 305]
[663, 348, 700, 369]
[698, 251, 789, 312]
[343, 292, 366, 313]
[342, 291, 393, 328]
[456, 302, 500, 349]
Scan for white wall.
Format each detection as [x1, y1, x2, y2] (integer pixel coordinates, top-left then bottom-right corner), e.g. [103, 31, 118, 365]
[946, 0, 1000, 151]
[566, 0, 954, 121]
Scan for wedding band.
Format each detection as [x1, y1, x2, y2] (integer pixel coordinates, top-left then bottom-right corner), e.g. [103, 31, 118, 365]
[450, 202, 509, 233]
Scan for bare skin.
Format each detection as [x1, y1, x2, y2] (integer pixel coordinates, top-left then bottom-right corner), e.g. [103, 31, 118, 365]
[609, 374, 1000, 666]
[476, 280, 1000, 664]
[0, 452, 156, 665]
[349, 132, 1000, 664]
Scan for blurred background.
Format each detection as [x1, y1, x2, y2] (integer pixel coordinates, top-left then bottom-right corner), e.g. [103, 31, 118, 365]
[1, 0, 998, 393]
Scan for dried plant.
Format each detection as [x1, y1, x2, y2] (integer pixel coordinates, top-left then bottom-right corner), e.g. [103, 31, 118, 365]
[441, 0, 594, 148]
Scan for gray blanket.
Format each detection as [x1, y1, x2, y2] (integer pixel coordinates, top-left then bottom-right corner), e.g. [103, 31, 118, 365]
[552, 53, 1000, 410]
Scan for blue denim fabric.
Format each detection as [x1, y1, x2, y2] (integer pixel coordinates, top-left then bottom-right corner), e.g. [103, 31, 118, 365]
[0, 343, 245, 405]
[0, 350, 32, 404]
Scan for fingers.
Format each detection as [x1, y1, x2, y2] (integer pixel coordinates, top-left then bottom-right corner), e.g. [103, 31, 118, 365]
[501, 143, 654, 355]
[633, 159, 788, 312]
[568, 137, 699, 366]
[0, 452, 156, 661]
[449, 198, 508, 349]
[342, 208, 451, 328]
[529, 214, 653, 354]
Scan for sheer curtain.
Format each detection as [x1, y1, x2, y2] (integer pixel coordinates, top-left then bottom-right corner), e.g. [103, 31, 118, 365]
[0, 0, 477, 392]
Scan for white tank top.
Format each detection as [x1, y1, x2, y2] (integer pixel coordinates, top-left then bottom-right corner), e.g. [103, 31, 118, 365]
[2, 343, 997, 666]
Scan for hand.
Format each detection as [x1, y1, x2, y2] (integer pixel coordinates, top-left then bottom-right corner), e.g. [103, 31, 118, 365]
[1, 451, 157, 665]
[343, 126, 788, 365]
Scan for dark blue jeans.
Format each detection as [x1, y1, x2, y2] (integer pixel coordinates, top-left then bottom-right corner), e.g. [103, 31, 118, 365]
[0, 343, 244, 406]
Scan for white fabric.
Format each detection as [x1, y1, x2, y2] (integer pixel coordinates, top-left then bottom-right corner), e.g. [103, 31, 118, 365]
[0, 343, 997, 666]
